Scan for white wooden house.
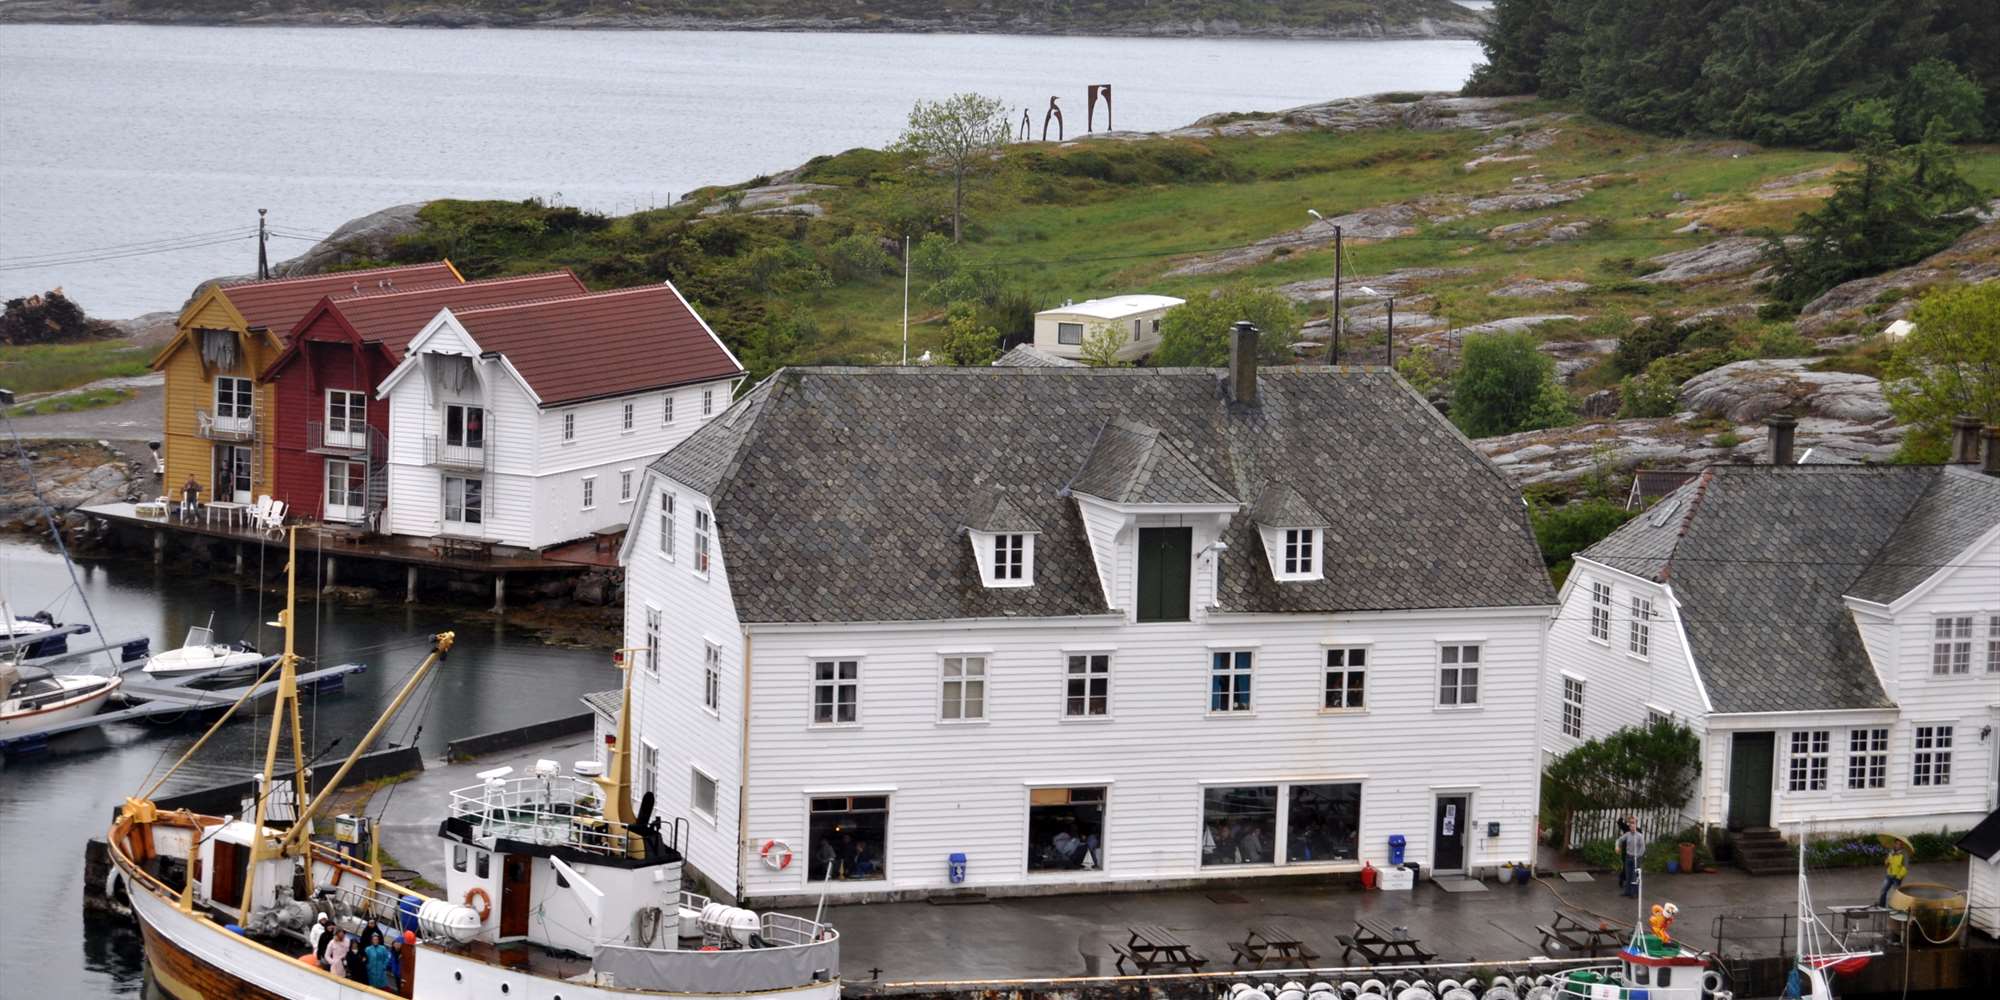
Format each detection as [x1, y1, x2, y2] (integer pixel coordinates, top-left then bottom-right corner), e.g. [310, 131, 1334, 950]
[1032, 294, 1183, 362]
[1964, 810, 2000, 939]
[1543, 420, 2000, 843]
[376, 283, 742, 551]
[618, 327, 1558, 905]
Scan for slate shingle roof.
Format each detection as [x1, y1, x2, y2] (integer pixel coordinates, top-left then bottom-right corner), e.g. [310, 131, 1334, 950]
[1250, 482, 1327, 527]
[962, 491, 1042, 534]
[1581, 464, 2000, 714]
[652, 366, 1555, 624]
[994, 344, 1083, 368]
[581, 689, 621, 721]
[1071, 418, 1238, 505]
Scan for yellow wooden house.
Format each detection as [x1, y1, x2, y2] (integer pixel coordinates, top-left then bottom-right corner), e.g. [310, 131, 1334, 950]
[152, 262, 461, 508]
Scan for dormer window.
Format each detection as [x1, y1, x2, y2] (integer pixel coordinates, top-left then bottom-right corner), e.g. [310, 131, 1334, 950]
[1282, 528, 1319, 577]
[972, 530, 1035, 588]
[1250, 483, 1328, 583]
[995, 534, 1027, 581]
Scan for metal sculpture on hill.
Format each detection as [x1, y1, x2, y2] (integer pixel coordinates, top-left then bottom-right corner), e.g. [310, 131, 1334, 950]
[1042, 97, 1064, 141]
[1088, 84, 1113, 131]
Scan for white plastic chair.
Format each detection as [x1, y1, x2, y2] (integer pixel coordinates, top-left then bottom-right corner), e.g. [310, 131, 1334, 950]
[260, 500, 287, 538]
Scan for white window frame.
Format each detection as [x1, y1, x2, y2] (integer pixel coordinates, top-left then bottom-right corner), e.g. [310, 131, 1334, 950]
[1064, 652, 1111, 720]
[1628, 596, 1653, 658]
[562, 410, 576, 443]
[639, 738, 661, 803]
[1588, 581, 1612, 643]
[1932, 615, 1974, 675]
[214, 375, 253, 425]
[1787, 729, 1829, 792]
[619, 468, 634, 503]
[1208, 648, 1255, 715]
[1988, 615, 2000, 673]
[691, 767, 718, 824]
[702, 642, 722, 715]
[1912, 724, 1953, 786]
[643, 604, 661, 677]
[1561, 675, 1585, 738]
[442, 474, 483, 527]
[982, 532, 1034, 587]
[663, 394, 675, 425]
[810, 657, 860, 728]
[621, 400, 635, 433]
[1322, 646, 1366, 712]
[1277, 527, 1322, 581]
[581, 475, 596, 511]
[1846, 727, 1888, 790]
[937, 654, 988, 723]
[324, 388, 366, 447]
[1437, 643, 1482, 708]
[702, 388, 715, 416]
[659, 491, 676, 560]
[693, 508, 712, 576]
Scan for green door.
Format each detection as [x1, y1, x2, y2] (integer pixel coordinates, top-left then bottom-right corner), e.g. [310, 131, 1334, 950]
[1728, 732, 1775, 830]
[1136, 527, 1192, 622]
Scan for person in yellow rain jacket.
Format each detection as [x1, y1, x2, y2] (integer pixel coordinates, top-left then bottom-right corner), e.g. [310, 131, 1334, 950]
[1876, 846, 1908, 907]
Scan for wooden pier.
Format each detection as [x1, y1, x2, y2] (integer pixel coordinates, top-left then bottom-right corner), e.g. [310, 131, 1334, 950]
[0, 657, 366, 751]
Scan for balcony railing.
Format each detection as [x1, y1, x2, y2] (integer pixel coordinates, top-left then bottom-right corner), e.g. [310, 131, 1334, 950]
[195, 405, 255, 441]
[307, 420, 370, 456]
[424, 434, 491, 471]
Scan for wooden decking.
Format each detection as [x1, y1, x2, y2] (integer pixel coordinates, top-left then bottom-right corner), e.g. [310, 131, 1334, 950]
[81, 503, 582, 574]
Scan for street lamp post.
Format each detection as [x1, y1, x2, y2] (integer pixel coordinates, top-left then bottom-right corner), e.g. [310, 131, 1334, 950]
[1308, 209, 1341, 363]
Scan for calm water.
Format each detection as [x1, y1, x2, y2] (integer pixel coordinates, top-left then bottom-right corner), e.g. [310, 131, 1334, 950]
[0, 538, 618, 996]
[0, 25, 1482, 317]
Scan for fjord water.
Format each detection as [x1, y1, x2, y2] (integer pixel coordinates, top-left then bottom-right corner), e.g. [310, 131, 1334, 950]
[0, 25, 1481, 316]
[0, 538, 618, 996]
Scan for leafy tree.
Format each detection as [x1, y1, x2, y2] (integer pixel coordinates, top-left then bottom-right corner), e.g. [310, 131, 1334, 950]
[1078, 324, 1129, 368]
[891, 93, 1011, 243]
[1611, 316, 1690, 377]
[1453, 331, 1574, 437]
[1150, 286, 1297, 367]
[911, 233, 999, 306]
[1883, 282, 2000, 461]
[738, 243, 830, 295]
[1530, 499, 1637, 569]
[937, 303, 1001, 366]
[1893, 58, 1986, 144]
[1544, 718, 1703, 815]
[826, 232, 895, 282]
[1394, 344, 1449, 400]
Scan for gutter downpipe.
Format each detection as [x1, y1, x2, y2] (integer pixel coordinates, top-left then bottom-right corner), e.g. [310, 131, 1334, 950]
[738, 625, 752, 904]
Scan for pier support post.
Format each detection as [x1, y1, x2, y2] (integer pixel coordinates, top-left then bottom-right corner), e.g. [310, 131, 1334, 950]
[153, 530, 165, 566]
[234, 544, 244, 577]
[492, 573, 506, 614]
[405, 565, 418, 604]
[325, 557, 337, 589]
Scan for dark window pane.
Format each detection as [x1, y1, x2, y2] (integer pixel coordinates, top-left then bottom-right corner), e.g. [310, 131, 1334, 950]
[1202, 786, 1277, 866]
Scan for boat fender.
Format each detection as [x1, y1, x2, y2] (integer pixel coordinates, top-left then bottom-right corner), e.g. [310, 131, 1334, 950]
[1702, 971, 1725, 995]
[463, 886, 492, 923]
[104, 868, 127, 906]
[759, 839, 793, 870]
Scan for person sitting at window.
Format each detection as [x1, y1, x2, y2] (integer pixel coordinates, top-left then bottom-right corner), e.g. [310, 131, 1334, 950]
[848, 840, 878, 878]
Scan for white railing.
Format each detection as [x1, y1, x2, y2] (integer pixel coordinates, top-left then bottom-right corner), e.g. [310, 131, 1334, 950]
[675, 890, 833, 948]
[447, 775, 626, 855]
[196, 405, 256, 441]
[424, 434, 491, 471]
[308, 420, 369, 454]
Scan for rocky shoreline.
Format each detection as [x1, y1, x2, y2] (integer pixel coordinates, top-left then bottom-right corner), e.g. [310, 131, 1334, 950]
[0, 1, 1486, 38]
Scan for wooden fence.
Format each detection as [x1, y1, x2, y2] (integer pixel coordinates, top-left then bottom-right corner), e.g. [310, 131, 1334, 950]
[1565, 804, 1689, 849]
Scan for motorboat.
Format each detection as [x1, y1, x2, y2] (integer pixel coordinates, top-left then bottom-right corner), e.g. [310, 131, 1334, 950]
[2, 606, 89, 660]
[1, 658, 121, 738]
[142, 616, 262, 676]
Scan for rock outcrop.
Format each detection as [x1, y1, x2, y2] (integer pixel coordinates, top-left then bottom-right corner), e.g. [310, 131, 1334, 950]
[1795, 212, 2000, 337]
[274, 202, 430, 277]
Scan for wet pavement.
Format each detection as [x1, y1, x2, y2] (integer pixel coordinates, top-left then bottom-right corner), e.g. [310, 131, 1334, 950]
[377, 736, 1972, 984]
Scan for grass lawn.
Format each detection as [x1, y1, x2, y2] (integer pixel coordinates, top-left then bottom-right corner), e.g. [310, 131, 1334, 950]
[0, 339, 153, 394]
[5, 385, 137, 418]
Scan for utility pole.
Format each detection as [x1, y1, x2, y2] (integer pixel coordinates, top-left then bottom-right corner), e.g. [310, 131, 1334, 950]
[1385, 295, 1395, 368]
[256, 208, 270, 280]
[1308, 209, 1341, 364]
[901, 236, 910, 365]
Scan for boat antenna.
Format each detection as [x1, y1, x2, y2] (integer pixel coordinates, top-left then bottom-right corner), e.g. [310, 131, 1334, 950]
[3, 412, 120, 674]
[237, 525, 315, 917]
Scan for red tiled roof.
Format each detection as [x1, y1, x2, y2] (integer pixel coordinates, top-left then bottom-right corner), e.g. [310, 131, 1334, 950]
[217, 262, 461, 335]
[449, 284, 743, 406]
[314, 271, 586, 355]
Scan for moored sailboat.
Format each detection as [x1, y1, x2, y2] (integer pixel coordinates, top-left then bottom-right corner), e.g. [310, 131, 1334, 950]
[1, 658, 121, 738]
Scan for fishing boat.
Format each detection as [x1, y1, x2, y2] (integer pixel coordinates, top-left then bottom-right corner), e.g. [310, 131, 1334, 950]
[104, 529, 839, 999]
[142, 614, 263, 676]
[0, 657, 122, 738]
[1546, 882, 1732, 1000]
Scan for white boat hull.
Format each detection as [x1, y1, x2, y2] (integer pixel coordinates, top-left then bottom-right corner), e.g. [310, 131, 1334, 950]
[0, 675, 119, 737]
[144, 647, 264, 676]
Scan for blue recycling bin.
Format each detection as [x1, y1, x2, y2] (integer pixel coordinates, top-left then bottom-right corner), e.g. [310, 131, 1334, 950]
[1388, 834, 1407, 866]
[947, 852, 968, 884]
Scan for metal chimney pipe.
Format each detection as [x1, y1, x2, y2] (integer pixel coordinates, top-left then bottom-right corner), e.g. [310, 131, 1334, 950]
[1765, 413, 1797, 466]
[1949, 414, 1983, 464]
[1228, 321, 1260, 407]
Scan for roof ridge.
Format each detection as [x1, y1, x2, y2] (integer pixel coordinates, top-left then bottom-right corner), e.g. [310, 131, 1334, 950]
[1659, 468, 1718, 580]
[1848, 465, 1947, 589]
[452, 284, 669, 316]
[220, 260, 454, 289]
[328, 270, 577, 303]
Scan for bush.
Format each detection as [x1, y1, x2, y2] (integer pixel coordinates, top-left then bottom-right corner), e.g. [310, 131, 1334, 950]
[1806, 829, 1966, 868]
[1611, 316, 1685, 376]
[1151, 285, 1297, 367]
[1453, 331, 1574, 437]
[1755, 326, 1811, 358]
[1530, 499, 1636, 568]
[826, 232, 895, 281]
[937, 303, 1001, 366]
[1619, 372, 1680, 418]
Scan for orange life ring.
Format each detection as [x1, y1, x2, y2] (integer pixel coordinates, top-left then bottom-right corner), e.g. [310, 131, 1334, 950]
[759, 839, 794, 870]
[463, 886, 492, 923]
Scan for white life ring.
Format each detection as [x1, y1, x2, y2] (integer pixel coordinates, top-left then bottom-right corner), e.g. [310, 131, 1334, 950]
[759, 839, 794, 870]
[1702, 970, 1726, 995]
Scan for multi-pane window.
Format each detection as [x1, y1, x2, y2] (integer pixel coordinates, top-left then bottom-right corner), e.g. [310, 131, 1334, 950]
[703, 643, 722, 712]
[325, 388, 366, 447]
[563, 411, 576, 442]
[811, 659, 859, 725]
[939, 655, 987, 721]
[1028, 787, 1106, 871]
[659, 492, 676, 558]
[641, 605, 663, 676]
[1932, 616, 1974, 674]
[691, 770, 718, 819]
[1438, 644, 1481, 706]
[640, 740, 660, 801]
[1787, 730, 1830, 791]
[1589, 581, 1612, 642]
[1065, 653, 1109, 717]
[444, 403, 483, 448]
[1282, 529, 1317, 576]
[1561, 677, 1586, 738]
[693, 509, 711, 573]
[994, 534, 1026, 581]
[1988, 616, 2000, 673]
[214, 375, 253, 422]
[1323, 647, 1365, 710]
[1209, 650, 1254, 713]
[443, 475, 483, 525]
[1847, 728, 1888, 789]
[663, 395, 675, 424]
[621, 401, 634, 432]
[581, 475, 596, 510]
[1629, 596, 1653, 657]
[620, 469, 633, 502]
[1647, 707, 1673, 726]
[807, 795, 887, 881]
[1912, 725, 1953, 786]
[702, 389, 715, 416]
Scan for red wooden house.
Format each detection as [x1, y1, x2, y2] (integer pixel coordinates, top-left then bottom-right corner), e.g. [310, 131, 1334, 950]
[258, 271, 587, 525]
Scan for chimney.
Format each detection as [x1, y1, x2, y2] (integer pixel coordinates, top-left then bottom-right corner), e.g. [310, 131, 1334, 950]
[1228, 321, 1260, 407]
[1765, 413, 1796, 466]
[1949, 414, 1983, 464]
[1984, 426, 2000, 478]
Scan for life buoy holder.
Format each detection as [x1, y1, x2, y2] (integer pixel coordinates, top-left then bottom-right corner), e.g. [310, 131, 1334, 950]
[759, 839, 794, 870]
[463, 886, 492, 923]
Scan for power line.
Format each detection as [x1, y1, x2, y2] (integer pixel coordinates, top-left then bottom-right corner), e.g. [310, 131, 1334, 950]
[0, 232, 256, 273]
[0, 226, 257, 266]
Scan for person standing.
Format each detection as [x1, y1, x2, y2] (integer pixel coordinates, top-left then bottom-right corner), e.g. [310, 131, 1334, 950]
[1876, 843, 1908, 907]
[364, 930, 395, 990]
[178, 474, 201, 519]
[322, 927, 351, 977]
[309, 913, 331, 967]
[1616, 817, 1647, 898]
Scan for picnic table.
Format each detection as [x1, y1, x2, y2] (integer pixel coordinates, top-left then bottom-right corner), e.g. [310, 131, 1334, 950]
[1340, 916, 1436, 966]
[1229, 922, 1321, 967]
[1539, 907, 1632, 957]
[1111, 924, 1209, 974]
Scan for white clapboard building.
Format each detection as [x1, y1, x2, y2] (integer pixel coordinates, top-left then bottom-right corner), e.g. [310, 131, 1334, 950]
[616, 326, 1558, 904]
[1542, 419, 2000, 841]
[376, 284, 742, 551]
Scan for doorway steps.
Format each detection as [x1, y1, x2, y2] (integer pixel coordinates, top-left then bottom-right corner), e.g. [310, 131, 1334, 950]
[1733, 827, 1793, 876]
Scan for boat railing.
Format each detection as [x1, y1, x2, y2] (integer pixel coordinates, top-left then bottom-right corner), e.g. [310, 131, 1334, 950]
[675, 890, 834, 948]
[447, 774, 628, 854]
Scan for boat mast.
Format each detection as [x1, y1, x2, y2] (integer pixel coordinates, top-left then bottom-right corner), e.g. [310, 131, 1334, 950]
[597, 646, 641, 830]
[238, 527, 314, 916]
